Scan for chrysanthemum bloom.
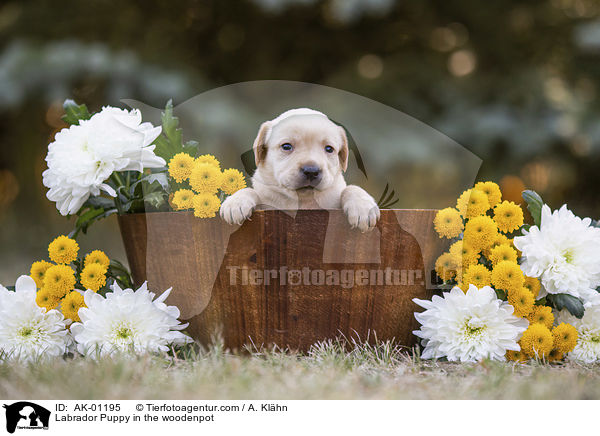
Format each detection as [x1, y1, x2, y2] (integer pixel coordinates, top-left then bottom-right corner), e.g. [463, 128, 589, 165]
[507, 287, 535, 317]
[80, 263, 107, 292]
[61, 291, 86, 322]
[527, 306, 554, 329]
[434, 252, 457, 281]
[555, 307, 600, 362]
[523, 276, 541, 298]
[547, 348, 564, 362]
[70, 282, 193, 357]
[189, 162, 223, 194]
[43, 106, 164, 216]
[506, 349, 528, 362]
[449, 241, 480, 268]
[48, 235, 79, 264]
[30, 260, 53, 288]
[493, 201, 524, 233]
[220, 168, 247, 195]
[43, 264, 76, 298]
[463, 215, 499, 251]
[474, 181, 502, 207]
[195, 154, 221, 169]
[463, 264, 491, 289]
[552, 322, 578, 354]
[0, 276, 69, 362]
[457, 189, 490, 218]
[35, 288, 60, 311]
[413, 285, 528, 362]
[514, 204, 600, 304]
[491, 260, 524, 291]
[168, 152, 195, 183]
[482, 232, 511, 259]
[489, 244, 518, 266]
[172, 189, 195, 211]
[193, 193, 221, 218]
[84, 250, 110, 270]
[520, 323, 553, 358]
[434, 208, 464, 239]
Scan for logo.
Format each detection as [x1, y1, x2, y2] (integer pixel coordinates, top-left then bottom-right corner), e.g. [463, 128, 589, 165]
[2, 402, 50, 434]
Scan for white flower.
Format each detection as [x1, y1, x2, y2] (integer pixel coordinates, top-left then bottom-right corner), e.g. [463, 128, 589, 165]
[413, 285, 528, 362]
[557, 306, 600, 363]
[70, 282, 192, 357]
[0, 275, 70, 362]
[43, 106, 164, 216]
[514, 204, 600, 304]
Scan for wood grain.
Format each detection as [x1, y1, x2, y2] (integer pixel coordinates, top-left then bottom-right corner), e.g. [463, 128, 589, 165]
[118, 209, 442, 351]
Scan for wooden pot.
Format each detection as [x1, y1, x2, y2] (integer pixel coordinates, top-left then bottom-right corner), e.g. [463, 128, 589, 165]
[118, 209, 442, 351]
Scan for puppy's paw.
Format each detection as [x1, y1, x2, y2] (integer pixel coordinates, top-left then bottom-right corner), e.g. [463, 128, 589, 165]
[342, 186, 380, 232]
[219, 188, 258, 225]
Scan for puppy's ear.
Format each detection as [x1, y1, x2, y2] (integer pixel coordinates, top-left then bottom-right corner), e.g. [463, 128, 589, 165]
[253, 121, 271, 166]
[338, 126, 349, 172]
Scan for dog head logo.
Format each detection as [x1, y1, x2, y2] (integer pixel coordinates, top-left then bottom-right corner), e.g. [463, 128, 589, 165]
[2, 402, 50, 433]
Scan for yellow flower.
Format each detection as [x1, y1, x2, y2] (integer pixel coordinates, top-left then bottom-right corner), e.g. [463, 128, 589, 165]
[482, 232, 511, 259]
[456, 188, 490, 218]
[520, 323, 554, 358]
[523, 276, 541, 298]
[491, 260, 524, 291]
[48, 235, 79, 264]
[506, 349, 528, 363]
[435, 252, 457, 281]
[84, 250, 110, 270]
[189, 162, 223, 194]
[489, 244, 518, 266]
[43, 264, 76, 298]
[35, 288, 60, 311]
[172, 189, 196, 210]
[433, 208, 464, 239]
[493, 201, 524, 233]
[463, 264, 491, 289]
[30, 260, 54, 288]
[463, 215, 499, 251]
[474, 181, 502, 207]
[196, 154, 221, 169]
[80, 263, 107, 292]
[61, 291, 86, 322]
[193, 193, 221, 218]
[168, 152, 196, 183]
[547, 348, 564, 362]
[552, 323, 578, 354]
[220, 168, 247, 195]
[507, 287, 535, 317]
[527, 306, 554, 329]
[449, 240, 480, 268]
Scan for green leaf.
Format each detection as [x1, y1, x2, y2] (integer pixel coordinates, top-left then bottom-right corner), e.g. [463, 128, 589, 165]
[494, 289, 507, 300]
[522, 190, 544, 227]
[61, 99, 91, 125]
[143, 191, 167, 210]
[85, 196, 116, 209]
[69, 207, 118, 238]
[550, 293, 584, 319]
[183, 140, 199, 156]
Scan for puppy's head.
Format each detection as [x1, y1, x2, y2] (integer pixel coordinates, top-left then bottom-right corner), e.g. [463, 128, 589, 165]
[253, 110, 348, 192]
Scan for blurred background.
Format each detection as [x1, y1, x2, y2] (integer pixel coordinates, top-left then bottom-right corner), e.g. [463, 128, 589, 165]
[1, 0, 599, 283]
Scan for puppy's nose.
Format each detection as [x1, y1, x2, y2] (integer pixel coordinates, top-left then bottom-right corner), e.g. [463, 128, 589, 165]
[301, 165, 321, 181]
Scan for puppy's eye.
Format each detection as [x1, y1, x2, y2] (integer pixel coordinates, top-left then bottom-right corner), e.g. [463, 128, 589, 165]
[281, 143, 293, 151]
[324, 145, 334, 153]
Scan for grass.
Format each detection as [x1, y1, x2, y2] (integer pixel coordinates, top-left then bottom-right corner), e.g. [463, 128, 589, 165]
[2, 338, 600, 400]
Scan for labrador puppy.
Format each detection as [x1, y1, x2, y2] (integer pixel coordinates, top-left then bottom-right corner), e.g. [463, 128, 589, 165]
[220, 108, 380, 232]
